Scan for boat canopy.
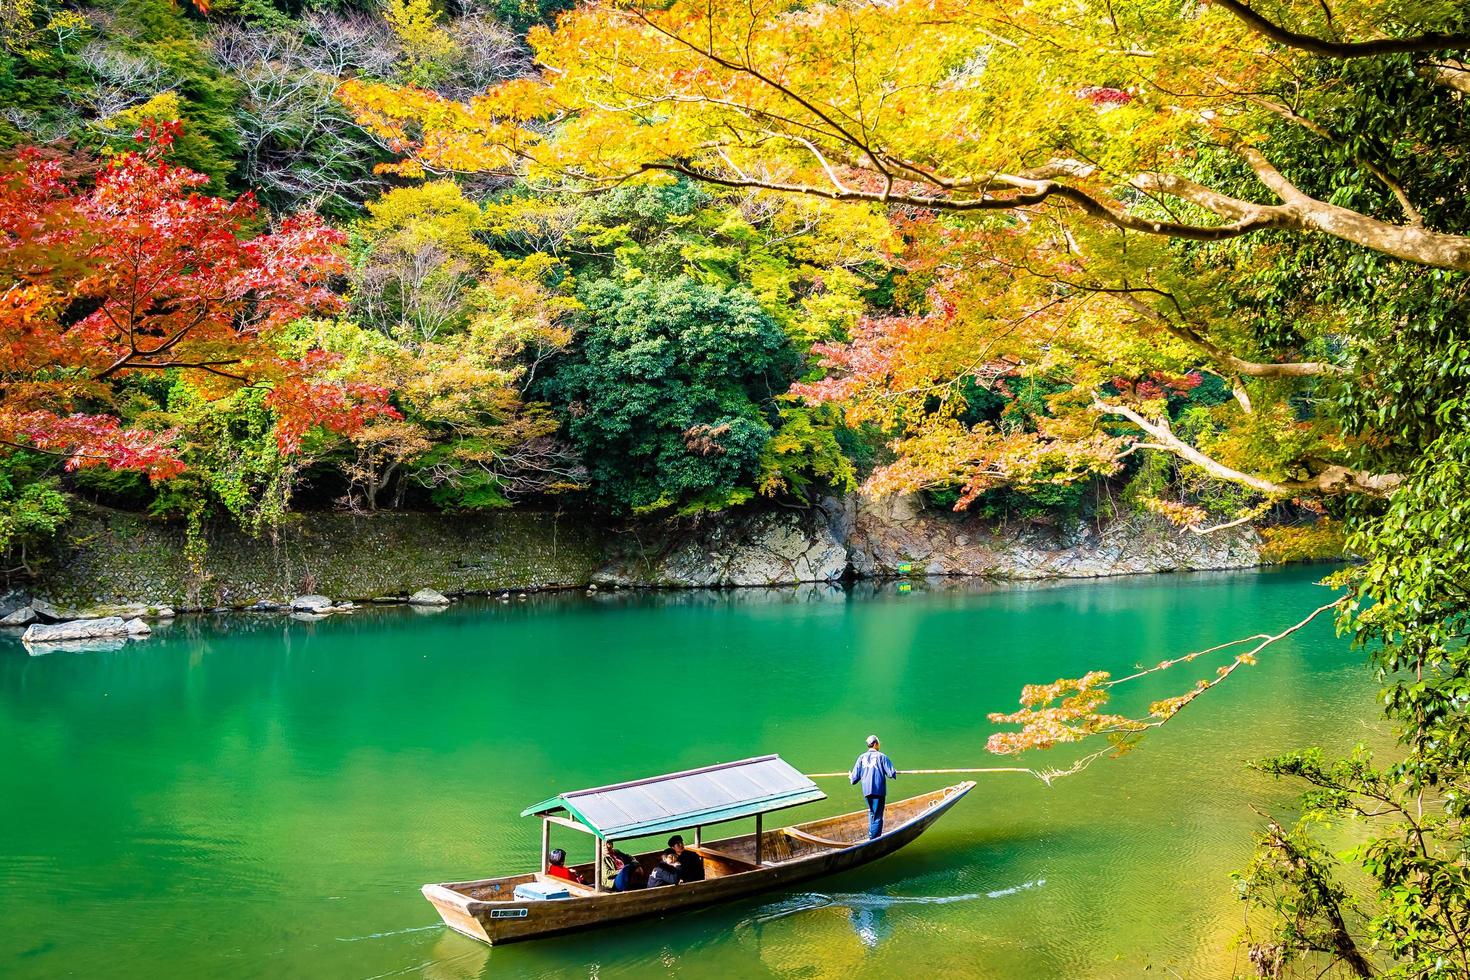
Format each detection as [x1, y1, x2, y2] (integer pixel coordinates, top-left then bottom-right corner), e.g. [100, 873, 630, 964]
[521, 755, 826, 842]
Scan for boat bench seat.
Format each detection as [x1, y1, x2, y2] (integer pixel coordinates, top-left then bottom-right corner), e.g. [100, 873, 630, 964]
[691, 846, 759, 877]
[783, 827, 850, 849]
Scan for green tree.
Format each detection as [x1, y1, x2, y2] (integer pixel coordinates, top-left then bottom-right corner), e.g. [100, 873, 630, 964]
[0, 452, 69, 577]
[543, 276, 797, 513]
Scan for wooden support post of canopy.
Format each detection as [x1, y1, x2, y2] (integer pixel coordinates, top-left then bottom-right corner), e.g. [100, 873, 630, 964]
[542, 813, 604, 888]
[594, 837, 604, 891]
[754, 813, 763, 866]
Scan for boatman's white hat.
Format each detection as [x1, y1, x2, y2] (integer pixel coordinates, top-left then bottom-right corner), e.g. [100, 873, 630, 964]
[866, 734, 880, 747]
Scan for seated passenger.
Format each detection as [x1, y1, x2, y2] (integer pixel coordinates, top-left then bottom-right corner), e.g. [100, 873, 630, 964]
[646, 849, 681, 888]
[545, 848, 584, 884]
[611, 850, 645, 892]
[668, 835, 705, 882]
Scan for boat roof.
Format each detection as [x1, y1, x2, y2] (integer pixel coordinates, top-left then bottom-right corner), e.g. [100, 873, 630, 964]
[521, 755, 826, 842]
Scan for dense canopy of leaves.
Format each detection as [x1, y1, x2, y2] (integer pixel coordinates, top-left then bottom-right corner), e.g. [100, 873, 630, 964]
[341, 0, 1470, 973]
[545, 275, 795, 513]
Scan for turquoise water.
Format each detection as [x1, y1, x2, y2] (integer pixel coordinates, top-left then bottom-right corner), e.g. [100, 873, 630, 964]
[0, 567, 1378, 978]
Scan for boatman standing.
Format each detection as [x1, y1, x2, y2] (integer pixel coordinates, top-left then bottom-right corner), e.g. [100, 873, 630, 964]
[850, 734, 898, 839]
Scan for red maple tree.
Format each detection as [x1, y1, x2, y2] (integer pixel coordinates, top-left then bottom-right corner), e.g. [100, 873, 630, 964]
[0, 125, 393, 477]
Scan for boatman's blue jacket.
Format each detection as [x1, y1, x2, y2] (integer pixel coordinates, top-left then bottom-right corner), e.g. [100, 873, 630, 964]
[849, 749, 898, 797]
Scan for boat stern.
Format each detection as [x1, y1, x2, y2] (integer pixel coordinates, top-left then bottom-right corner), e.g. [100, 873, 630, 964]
[422, 884, 494, 944]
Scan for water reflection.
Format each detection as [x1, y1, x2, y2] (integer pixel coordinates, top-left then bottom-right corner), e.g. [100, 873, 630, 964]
[422, 930, 488, 980]
[1, 566, 1332, 659]
[740, 880, 1045, 953]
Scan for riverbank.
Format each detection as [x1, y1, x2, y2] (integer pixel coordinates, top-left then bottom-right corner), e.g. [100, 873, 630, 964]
[4, 494, 1263, 620]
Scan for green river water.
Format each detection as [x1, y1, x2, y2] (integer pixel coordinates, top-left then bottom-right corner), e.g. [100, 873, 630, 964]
[0, 566, 1380, 979]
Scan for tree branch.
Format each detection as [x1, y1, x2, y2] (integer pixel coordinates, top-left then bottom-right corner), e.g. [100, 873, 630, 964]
[1241, 92, 1423, 224]
[96, 358, 249, 383]
[1135, 147, 1470, 271]
[1190, 505, 1271, 535]
[1212, 0, 1470, 58]
[638, 161, 1282, 241]
[1093, 396, 1401, 496]
[1112, 290, 1344, 378]
[1425, 59, 1470, 93]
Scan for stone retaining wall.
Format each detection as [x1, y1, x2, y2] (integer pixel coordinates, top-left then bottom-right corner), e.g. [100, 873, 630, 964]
[18, 494, 1262, 613]
[28, 506, 607, 610]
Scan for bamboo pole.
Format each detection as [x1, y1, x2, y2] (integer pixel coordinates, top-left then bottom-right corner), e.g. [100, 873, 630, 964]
[804, 767, 1037, 778]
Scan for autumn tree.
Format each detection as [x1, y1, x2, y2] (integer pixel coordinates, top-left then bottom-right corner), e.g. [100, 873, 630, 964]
[0, 127, 392, 503]
[340, 0, 1466, 502]
[285, 318, 582, 512]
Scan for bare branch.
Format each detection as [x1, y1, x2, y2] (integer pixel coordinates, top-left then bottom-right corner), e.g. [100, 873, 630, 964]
[1425, 59, 1470, 94]
[1135, 148, 1470, 271]
[1189, 505, 1270, 536]
[1241, 92, 1423, 224]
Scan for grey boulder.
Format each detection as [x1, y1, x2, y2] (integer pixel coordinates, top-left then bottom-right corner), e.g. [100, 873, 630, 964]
[1, 606, 37, 626]
[23, 616, 151, 645]
[29, 599, 64, 621]
[408, 589, 450, 606]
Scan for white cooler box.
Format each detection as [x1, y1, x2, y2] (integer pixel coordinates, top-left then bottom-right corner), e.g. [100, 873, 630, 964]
[513, 881, 571, 901]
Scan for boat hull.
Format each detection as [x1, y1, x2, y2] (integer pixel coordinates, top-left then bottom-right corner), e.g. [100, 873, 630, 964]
[423, 781, 974, 945]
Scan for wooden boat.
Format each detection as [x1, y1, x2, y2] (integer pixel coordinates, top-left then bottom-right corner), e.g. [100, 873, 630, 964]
[421, 754, 975, 945]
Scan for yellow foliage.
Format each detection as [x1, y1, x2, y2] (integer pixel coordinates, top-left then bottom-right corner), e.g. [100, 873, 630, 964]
[1260, 520, 1347, 564]
[383, 0, 455, 85]
[107, 91, 183, 131]
[360, 180, 490, 263]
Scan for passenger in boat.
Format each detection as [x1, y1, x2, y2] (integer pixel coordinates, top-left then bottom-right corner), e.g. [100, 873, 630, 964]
[545, 848, 585, 884]
[668, 835, 705, 882]
[646, 849, 681, 888]
[850, 734, 898, 839]
[611, 850, 645, 892]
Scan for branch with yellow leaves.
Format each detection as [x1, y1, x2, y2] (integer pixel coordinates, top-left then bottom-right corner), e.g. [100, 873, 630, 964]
[1102, 288, 1345, 380]
[987, 601, 1341, 781]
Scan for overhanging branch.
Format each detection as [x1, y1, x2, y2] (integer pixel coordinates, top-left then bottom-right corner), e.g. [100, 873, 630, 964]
[637, 161, 1280, 241]
[1094, 396, 1401, 497]
[1111, 291, 1345, 379]
[1212, 0, 1470, 58]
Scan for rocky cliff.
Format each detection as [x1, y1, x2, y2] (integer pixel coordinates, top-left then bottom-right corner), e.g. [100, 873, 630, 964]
[17, 494, 1260, 614]
[599, 493, 1258, 587]
[838, 493, 1260, 580]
